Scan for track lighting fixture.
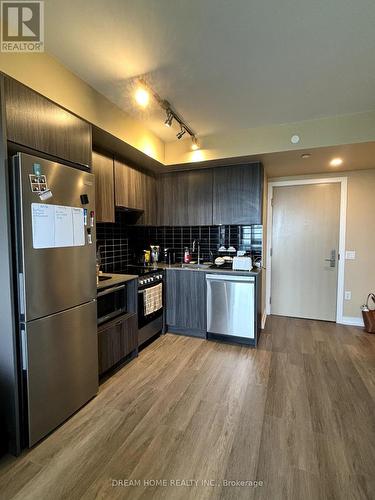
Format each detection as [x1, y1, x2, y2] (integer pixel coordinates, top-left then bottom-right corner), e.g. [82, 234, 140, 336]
[135, 78, 198, 147]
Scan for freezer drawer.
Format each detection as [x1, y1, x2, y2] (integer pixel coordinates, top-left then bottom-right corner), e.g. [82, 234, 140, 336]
[206, 274, 255, 339]
[23, 301, 98, 446]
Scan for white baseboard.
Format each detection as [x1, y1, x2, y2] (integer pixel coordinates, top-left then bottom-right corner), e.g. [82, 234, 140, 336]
[261, 311, 267, 330]
[339, 316, 364, 327]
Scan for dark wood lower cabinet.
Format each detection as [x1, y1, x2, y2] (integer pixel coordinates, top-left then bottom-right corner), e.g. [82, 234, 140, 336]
[98, 313, 137, 376]
[165, 270, 206, 337]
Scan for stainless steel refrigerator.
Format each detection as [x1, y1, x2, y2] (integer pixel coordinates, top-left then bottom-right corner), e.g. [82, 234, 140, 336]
[13, 152, 98, 447]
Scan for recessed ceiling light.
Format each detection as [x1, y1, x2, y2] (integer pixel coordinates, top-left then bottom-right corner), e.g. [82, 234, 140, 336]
[301, 153, 311, 159]
[330, 158, 343, 167]
[134, 86, 149, 107]
[291, 134, 300, 144]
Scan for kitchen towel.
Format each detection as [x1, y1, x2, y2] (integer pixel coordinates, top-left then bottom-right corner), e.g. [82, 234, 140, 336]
[143, 283, 163, 316]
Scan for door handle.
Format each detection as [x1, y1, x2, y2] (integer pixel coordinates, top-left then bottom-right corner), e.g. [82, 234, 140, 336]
[325, 249, 336, 268]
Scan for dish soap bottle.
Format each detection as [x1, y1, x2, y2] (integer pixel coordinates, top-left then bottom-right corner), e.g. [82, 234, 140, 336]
[184, 247, 191, 263]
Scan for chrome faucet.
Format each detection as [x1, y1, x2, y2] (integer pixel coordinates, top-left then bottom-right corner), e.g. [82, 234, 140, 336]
[192, 239, 201, 264]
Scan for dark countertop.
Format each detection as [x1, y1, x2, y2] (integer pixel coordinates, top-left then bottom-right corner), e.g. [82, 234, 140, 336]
[96, 273, 138, 291]
[159, 262, 262, 277]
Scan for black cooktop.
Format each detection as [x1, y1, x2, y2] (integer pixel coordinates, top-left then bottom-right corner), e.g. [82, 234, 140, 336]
[117, 265, 162, 276]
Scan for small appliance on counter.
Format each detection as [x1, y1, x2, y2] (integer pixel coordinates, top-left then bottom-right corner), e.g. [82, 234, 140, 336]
[164, 248, 177, 265]
[150, 245, 160, 265]
[232, 256, 253, 271]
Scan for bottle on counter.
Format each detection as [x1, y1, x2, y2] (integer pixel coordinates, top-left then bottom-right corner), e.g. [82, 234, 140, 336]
[143, 249, 151, 264]
[184, 247, 191, 263]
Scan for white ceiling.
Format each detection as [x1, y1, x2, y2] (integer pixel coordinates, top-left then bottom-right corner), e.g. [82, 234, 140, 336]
[45, 0, 375, 142]
[261, 141, 375, 177]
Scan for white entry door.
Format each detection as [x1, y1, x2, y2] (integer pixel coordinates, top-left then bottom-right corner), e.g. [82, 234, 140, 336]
[271, 183, 341, 321]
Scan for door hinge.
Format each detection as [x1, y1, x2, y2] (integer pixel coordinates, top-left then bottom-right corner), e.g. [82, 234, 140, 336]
[270, 248, 272, 257]
[269, 296, 272, 305]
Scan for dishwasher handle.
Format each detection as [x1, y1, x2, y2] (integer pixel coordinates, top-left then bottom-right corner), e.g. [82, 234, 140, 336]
[206, 274, 255, 283]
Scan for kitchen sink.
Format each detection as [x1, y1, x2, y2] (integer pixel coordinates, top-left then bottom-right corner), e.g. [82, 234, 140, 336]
[179, 263, 210, 269]
[98, 275, 111, 282]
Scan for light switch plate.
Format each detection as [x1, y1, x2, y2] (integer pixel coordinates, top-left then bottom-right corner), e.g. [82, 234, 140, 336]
[345, 291, 352, 300]
[345, 250, 356, 260]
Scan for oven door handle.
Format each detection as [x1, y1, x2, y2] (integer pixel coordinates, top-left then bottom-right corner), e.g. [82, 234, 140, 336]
[97, 284, 126, 298]
[138, 285, 163, 294]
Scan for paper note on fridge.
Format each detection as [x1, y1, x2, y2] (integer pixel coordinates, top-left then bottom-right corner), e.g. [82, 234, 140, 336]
[31, 203, 85, 249]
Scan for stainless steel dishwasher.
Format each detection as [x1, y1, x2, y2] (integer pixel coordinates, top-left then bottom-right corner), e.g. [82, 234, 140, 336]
[206, 274, 255, 340]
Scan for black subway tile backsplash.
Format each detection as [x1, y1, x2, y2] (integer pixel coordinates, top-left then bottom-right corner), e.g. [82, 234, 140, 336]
[97, 211, 262, 272]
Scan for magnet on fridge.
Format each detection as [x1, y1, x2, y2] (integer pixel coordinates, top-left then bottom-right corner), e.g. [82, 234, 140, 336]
[84, 208, 88, 226]
[39, 189, 53, 201]
[87, 227, 92, 244]
[80, 194, 89, 205]
[90, 210, 94, 227]
[33, 163, 42, 176]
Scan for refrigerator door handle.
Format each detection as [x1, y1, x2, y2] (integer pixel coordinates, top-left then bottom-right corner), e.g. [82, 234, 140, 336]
[20, 326, 28, 370]
[19, 272, 25, 316]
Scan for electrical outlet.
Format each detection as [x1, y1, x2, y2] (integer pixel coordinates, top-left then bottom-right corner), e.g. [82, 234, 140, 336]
[345, 250, 356, 260]
[344, 291, 352, 300]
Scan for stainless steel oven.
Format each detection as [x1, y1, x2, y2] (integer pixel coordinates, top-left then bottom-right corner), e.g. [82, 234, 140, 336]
[137, 272, 163, 346]
[97, 283, 127, 325]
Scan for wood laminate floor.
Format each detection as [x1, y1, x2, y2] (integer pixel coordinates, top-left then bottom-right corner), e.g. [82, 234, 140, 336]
[1, 316, 375, 500]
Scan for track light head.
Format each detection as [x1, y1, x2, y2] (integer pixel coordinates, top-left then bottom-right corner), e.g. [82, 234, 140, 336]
[176, 127, 186, 140]
[191, 137, 199, 150]
[164, 110, 173, 127]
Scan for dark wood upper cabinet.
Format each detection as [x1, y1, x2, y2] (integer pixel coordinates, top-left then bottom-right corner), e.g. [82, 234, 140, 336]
[92, 151, 115, 223]
[157, 172, 185, 226]
[114, 159, 157, 225]
[213, 163, 263, 225]
[138, 173, 157, 226]
[115, 159, 140, 209]
[157, 169, 213, 226]
[4, 77, 92, 167]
